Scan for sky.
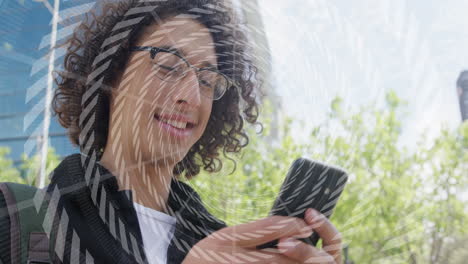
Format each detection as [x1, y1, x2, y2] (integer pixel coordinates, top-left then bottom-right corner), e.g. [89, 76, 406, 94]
[258, 0, 467, 148]
[1, 0, 467, 160]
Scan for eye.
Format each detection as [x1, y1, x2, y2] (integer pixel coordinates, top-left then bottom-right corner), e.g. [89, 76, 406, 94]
[198, 70, 218, 89]
[198, 78, 212, 88]
[153, 52, 186, 75]
[158, 64, 178, 73]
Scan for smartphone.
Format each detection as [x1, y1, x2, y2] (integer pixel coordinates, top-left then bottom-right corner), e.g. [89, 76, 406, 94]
[257, 158, 348, 249]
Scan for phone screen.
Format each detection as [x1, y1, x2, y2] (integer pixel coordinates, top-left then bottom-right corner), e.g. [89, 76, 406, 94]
[258, 158, 348, 248]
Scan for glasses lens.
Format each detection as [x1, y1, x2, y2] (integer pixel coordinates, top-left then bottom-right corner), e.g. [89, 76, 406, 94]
[153, 52, 187, 82]
[198, 70, 228, 100]
[152, 51, 229, 101]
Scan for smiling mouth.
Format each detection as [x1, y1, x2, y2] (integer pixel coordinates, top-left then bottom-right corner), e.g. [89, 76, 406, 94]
[154, 114, 196, 130]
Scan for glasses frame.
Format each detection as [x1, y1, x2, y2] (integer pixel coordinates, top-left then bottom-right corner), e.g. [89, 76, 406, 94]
[130, 46, 231, 101]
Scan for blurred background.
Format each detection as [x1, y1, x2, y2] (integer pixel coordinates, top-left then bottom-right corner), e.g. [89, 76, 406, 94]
[0, 0, 467, 263]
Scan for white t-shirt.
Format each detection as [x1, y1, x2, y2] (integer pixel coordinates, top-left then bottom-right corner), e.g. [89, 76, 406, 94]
[133, 202, 177, 264]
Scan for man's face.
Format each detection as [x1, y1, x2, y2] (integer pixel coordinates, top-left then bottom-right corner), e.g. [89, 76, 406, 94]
[108, 17, 217, 165]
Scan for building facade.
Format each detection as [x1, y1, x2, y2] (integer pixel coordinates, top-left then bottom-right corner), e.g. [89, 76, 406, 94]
[457, 71, 468, 122]
[0, 1, 94, 165]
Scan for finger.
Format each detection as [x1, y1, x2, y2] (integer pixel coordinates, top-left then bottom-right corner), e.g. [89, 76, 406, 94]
[278, 238, 334, 264]
[212, 216, 313, 248]
[189, 244, 300, 264]
[305, 208, 342, 263]
[240, 249, 302, 264]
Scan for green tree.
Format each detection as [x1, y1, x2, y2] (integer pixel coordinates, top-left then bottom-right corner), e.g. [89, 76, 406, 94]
[0, 146, 60, 186]
[0, 147, 22, 183]
[189, 91, 468, 263]
[20, 148, 60, 186]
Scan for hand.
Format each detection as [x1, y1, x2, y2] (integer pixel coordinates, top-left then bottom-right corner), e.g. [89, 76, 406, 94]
[182, 214, 314, 264]
[182, 208, 342, 264]
[278, 209, 342, 263]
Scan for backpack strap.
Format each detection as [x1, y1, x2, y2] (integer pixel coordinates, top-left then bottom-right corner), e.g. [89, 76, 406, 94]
[0, 183, 20, 264]
[0, 183, 51, 264]
[27, 232, 50, 264]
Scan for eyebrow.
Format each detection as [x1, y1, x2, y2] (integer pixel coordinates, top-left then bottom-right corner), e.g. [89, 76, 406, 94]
[159, 45, 217, 70]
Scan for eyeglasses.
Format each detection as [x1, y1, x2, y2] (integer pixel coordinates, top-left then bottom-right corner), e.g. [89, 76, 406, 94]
[130, 46, 231, 101]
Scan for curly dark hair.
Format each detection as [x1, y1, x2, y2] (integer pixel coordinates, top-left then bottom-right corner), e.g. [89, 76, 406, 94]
[52, 0, 261, 179]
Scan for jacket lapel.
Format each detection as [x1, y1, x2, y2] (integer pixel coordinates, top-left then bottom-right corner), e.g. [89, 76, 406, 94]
[48, 154, 227, 264]
[166, 180, 227, 264]
[48, 154, 145, 264]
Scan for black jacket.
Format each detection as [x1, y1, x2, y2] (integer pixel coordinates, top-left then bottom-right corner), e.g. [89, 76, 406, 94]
[2, 154, 227, 264]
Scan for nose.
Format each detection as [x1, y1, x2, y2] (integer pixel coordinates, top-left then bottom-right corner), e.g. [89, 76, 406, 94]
[171, 69, 202, 107]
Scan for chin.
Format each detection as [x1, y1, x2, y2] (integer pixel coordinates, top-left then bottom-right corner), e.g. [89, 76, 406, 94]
[150, 146, 190, 165]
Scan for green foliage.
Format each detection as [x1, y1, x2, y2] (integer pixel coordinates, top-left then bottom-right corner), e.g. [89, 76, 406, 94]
[0, 147, 60, 186]
[0, 147, 23, 183]
[190, 99, 305, 224]
[189, 92, 468, 264]
[20, 148, 60, 186]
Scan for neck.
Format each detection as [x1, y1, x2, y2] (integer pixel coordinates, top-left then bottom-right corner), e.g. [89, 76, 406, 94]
[100, 149, 176, 214]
